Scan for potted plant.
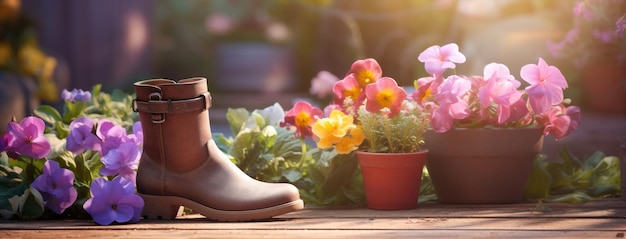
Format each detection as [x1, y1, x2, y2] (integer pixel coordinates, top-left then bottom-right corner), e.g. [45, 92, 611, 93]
[414, 43, 582, 203]
[289, 58, 430, 210]
[548, 0, 626, 114]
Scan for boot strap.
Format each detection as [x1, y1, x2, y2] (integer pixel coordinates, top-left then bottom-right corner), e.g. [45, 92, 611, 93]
[133, 92, 212, 115]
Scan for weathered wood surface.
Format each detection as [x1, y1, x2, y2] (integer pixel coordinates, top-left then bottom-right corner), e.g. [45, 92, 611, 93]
[2, 199, 625, 238]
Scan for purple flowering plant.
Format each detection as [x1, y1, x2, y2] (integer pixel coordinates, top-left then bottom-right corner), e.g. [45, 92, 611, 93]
[549, 0, 626, 67]
[0, 85, 143, 225]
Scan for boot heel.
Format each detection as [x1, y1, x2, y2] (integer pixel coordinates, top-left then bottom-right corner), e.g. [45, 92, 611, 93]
[140, 194, 183, 219]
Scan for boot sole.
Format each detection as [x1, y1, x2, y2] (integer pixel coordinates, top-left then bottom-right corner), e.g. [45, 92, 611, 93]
[140, 193, 304, 221]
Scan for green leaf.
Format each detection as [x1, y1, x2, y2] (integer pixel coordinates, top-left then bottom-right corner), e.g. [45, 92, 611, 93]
[525, 155, 551, 199]
[320, 152, 358, 196]
[548, 191, 593, 203]
[281, 168, 303, 183]
[226, 108, 250, 135]
[34, 105, 62, 127]
[14, 187, 45, 219]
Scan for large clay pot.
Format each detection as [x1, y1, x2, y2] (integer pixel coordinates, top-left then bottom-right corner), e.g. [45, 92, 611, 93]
[424, 127, 544, 204]
[356, 150, 427, 210]
[619, 136, 626, 202]
[581, 61, 626, 115]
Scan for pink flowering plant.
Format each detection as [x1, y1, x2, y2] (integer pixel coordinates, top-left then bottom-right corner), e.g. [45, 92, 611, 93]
[414, 43, 581, 139]
[549, 0, 626, 67]
[0, 85, 144, 225]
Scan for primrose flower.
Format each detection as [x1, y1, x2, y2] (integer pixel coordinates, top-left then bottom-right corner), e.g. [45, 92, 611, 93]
[333, 74, 364, 111]
[334, 126, 364, 154]
[345, 58, 382, 88]
[3, 116, 50, 159]
[417, 43, 466, 76]
[312, 110, 352, 148]
[66, 116, 102, 154]
[83, 176, 144, 225]
[364, 77, 407, 117]
[281, 101, 323, 139]
[521, 57, 568, 114]
[412, 76, 436, 104]
[31, 160, 78, 214]
[312, 110, 363, 153]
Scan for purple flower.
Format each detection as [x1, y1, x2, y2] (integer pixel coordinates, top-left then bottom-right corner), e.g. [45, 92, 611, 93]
[66, 116, 102, 154]
[126, 121, 143, 149]
[83, 176, 144, 225]
[31, 160, 78, 214]
[3, 116, 50, 159]
[61, 89, 92, 102]
[99, 141, 140, 181]
[96, 120, 128, 156]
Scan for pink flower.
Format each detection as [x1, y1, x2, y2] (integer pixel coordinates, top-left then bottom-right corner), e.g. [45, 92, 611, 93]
[281, 101, 323, 139]
[333, 74, 364, 111]
[537, 105, 578, 140]
[3, 116, 50, 159]
[417, 43, 466, 76]
[521, 58, 568, 114]
[345, 58, 382, 88]
[479, 63, 525, 124]
[310, 71, 339, 99]
[427, 75, 472, 132]
[364, 77, 407, 117]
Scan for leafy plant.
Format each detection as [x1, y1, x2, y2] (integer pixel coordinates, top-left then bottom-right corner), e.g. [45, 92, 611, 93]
[0, 85, 143, 224]
[525, 148, 621, 203]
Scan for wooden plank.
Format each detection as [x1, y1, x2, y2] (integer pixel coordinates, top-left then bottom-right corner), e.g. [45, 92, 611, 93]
[2, 229, 625, 239]
[1, 199, 624, 238]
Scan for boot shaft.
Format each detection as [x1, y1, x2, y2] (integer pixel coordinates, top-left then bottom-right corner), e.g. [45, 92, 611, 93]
[133, 78, 212, 172]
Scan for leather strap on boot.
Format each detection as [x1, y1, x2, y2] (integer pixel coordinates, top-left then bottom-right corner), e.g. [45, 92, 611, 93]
[133, 92, 212, 123]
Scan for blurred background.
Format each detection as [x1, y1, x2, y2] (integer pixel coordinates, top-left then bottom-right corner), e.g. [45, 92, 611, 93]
[1, 0, 625, 158]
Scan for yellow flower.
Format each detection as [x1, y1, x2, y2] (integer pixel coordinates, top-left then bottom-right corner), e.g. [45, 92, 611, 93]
[335, 127, 364, 154]
[312, 110, 357, 150]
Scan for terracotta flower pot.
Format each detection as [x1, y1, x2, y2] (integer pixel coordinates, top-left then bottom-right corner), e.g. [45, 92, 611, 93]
[581, 61, 626, 115]
[619, 136, 626, 202]
[356, 150, 428, 210]
[424, 127, 544, 204]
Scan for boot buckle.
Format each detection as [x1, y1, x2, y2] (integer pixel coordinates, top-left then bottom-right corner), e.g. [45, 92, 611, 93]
[148, 92, 166, 124]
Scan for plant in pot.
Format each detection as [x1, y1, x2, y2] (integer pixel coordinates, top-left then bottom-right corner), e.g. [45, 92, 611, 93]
[305, 58, 430, 210]
[548, 0, 626, 114]
[414, 43, 582, 204]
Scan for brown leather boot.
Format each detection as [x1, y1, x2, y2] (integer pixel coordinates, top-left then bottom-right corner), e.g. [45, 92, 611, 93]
[133, 78, 304, 221]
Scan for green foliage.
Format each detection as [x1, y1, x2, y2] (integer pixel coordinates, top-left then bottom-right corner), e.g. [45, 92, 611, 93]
[525, 148, 621, 203]
[214, 106, 366, 206]
[358, 103, 428, 153]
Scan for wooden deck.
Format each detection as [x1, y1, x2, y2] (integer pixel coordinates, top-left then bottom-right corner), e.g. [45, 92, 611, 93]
[2, 199, 625, 238]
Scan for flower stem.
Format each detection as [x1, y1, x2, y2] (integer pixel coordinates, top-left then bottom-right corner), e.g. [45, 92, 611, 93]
[298, 138, 307, 169]
[382, 114, 394, 153]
